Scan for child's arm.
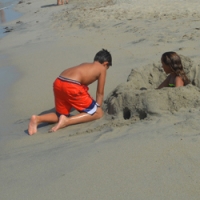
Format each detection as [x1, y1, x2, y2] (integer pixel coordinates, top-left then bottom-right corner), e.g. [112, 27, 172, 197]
[175, 76, 184, 87]
[96, 70, 107, 106]
[157, 75, 170, 89]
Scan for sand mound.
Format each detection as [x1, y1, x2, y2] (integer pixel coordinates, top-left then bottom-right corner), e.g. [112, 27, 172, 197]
[104, 55, 200, 119]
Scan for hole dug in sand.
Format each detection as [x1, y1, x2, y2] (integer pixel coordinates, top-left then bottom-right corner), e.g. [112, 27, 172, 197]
[104, 55, 200, 120]
[123, 107, 131, 120]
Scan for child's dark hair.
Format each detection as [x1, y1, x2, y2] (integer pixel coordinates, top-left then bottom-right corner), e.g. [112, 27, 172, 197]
[94, 49, 112, 67]
[161, 52, 190, 85]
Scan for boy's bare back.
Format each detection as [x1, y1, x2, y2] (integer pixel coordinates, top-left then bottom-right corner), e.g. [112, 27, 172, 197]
[60, 62, 108, 86]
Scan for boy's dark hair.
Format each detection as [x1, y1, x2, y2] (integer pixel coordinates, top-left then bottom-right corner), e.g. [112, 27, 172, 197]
[94, 49, 112, 66]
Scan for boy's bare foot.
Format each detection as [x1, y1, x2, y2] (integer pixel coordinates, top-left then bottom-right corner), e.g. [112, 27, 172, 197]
[49, 115, 68, 132]
[57, 0, 64, 5]
[28, 115, 38, 135]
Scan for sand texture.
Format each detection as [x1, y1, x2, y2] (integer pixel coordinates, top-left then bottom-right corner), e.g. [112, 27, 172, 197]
[104, 55, 200, 118]
[1, 0, 200, 199]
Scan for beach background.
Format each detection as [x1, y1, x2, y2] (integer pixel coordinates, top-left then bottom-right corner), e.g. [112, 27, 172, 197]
[1, 0, 200, 199]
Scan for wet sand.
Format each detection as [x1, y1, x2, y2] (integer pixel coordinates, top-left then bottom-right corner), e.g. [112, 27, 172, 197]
[1, 0, 200, 199]
[0, 0, 22, 38]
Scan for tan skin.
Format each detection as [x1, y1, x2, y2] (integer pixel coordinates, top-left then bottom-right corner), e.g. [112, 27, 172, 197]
[0, 9, 6, 23]
[57, 0, 68, 5]
[28, 61, 109, 135]
[157, 61, 184, 89]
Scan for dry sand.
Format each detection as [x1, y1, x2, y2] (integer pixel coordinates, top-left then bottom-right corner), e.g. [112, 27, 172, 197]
[1, 0, 200, 199]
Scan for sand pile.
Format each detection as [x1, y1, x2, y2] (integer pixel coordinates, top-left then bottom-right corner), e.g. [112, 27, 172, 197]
[104, 56, 200, 119]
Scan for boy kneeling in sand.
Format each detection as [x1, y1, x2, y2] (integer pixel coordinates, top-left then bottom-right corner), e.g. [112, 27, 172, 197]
[28, 49, 112, 135]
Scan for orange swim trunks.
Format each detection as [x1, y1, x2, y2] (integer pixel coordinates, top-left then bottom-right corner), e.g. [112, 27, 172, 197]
[53, 76, 99, 116]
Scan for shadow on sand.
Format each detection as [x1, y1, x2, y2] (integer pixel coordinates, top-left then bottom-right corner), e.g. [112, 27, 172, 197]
[41, 4, 57, 8]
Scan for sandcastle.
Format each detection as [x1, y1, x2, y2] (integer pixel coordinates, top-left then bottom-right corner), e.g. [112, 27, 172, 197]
[104, 55, 200, 119]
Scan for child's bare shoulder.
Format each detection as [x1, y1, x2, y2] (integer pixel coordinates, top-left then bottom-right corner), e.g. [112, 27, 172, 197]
[77, 62, 98, 69]
[175, 75, 184, 82]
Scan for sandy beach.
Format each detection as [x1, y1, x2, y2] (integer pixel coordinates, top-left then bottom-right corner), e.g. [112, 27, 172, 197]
[1, 0, 200, 199]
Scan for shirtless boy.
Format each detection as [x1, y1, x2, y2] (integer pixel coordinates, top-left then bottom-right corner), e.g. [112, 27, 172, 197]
[28, 49, 112, 135]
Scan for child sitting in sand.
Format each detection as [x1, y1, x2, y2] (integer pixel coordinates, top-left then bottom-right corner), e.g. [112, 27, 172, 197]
[57, 0, 68, 5]
[157, 51, 190, 89]
[28, 49, 112, 135]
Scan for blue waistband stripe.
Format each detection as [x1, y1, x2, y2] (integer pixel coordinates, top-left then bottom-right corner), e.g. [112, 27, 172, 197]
[58, 76, 81, 85]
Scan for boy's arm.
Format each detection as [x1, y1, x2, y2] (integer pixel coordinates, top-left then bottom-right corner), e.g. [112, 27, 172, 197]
[96, 70, 107, 106]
